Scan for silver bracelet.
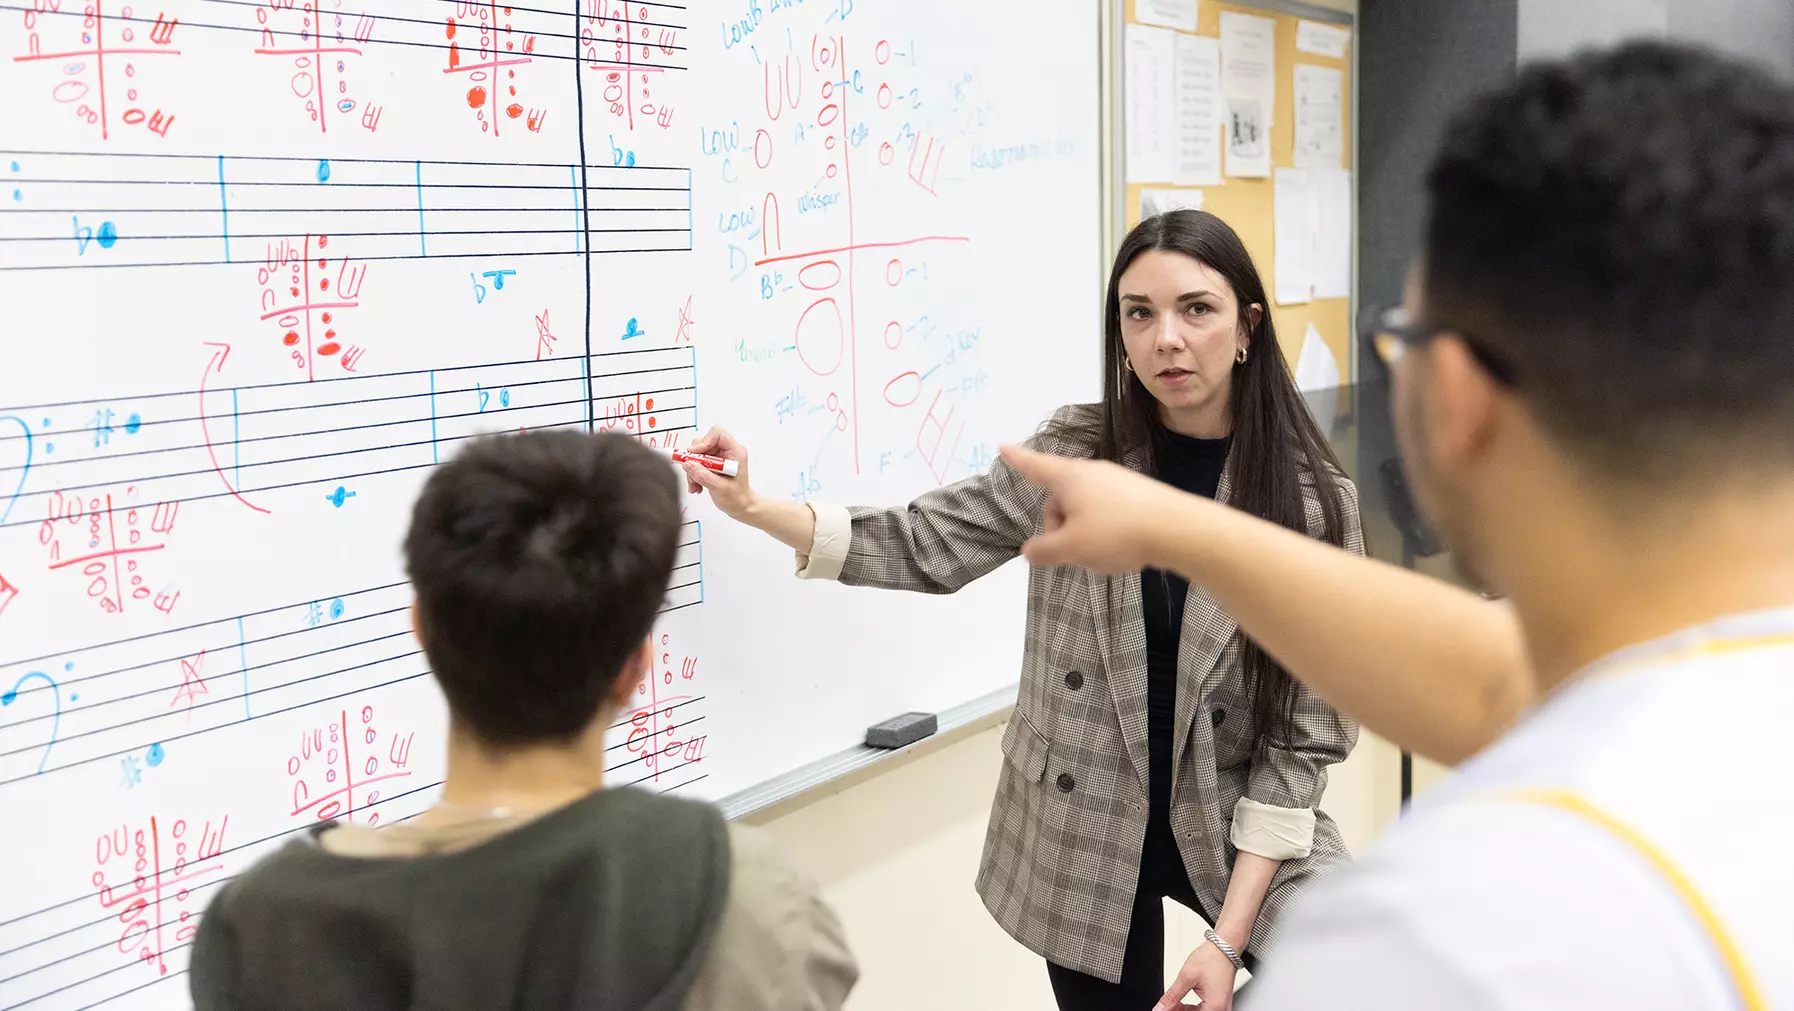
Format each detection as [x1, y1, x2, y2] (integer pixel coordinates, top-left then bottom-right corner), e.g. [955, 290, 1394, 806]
[1203, 928, 1245, 971]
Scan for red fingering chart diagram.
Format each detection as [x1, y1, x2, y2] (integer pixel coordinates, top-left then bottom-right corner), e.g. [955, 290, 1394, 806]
[581, 0, 680, 132]
[617, 630, 705, 789]
[595, 392, 684, 451]
[91, 815, 228, 978]
[444, 2, 546, 135]
[255, 233, 372, 377]
[747, 33, 970, 479]
[252, 1, 383, 133]
[11, 1, 182, 141]
[36, 487, 181, 617]
[288, 704, 415, 826]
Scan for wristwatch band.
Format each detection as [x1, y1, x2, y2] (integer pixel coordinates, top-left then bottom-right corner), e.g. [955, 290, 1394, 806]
[1203, 927, 1245, 971]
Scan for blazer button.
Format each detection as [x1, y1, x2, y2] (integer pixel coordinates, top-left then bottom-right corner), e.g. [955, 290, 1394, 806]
[1065, 670, 1084, 690]
[1056, 772, 1076, 793]
[1211, 709, 1226, 726]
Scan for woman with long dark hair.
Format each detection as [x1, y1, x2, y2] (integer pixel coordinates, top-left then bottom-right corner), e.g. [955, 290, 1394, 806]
[685, 210, 1362, 1011]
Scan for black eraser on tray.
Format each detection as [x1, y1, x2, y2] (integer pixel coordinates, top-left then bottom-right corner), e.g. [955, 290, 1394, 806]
[865, 712, 938, 749]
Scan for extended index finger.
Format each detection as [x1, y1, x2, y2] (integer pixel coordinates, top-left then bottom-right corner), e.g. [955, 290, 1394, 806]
[997, 444, 1064, 488]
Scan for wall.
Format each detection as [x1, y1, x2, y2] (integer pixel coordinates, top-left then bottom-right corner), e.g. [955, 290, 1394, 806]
[1517, 0, 1794, 75]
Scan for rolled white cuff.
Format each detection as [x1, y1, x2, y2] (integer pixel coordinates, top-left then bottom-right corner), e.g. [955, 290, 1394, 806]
[794, 503, 852, 581]
[1229, 797, 1316, 861]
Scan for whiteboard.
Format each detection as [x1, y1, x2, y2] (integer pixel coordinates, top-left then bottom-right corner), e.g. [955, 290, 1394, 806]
[0, 1, 1102, 1005]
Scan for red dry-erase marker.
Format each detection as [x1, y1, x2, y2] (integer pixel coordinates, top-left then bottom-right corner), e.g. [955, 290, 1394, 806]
[662, 448, 740, 477]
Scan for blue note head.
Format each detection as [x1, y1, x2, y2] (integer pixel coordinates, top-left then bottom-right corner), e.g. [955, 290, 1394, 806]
[124, 413, 142, 435]
[146, 743, 165, 767]
[317, 160, 332, 183]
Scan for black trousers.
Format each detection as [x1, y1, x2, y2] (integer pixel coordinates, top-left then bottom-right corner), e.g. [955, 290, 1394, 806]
[1046, 819, 1258, 1011]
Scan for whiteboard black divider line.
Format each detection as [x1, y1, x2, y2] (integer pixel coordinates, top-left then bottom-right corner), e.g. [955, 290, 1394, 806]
[719, 683, 1020, 822]
[572, 0, 596, 433]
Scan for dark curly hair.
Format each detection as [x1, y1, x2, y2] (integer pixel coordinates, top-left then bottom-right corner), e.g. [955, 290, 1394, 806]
[405, 431, 681, 747]
[1423, 41, 1794, 478]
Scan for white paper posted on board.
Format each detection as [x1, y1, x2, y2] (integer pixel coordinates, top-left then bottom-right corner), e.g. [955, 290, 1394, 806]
[1141, 188, 1206, 217]
[1136, 0, 1199, 32]
[1274, 168, 1316, 304]
[1296, 20, 1353, 58]
[1220, 11, 1276, 178]
[1126, 24, 1178, 183]
[1173, 33, 1223, 187]
[1296, 322, 1342, 392]
[1293, 64, 1345, 169]
[1312, 167, 1353, 300]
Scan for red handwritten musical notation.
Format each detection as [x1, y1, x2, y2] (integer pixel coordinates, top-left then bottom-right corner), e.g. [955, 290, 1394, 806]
[288, 704, 416, 827]
[533, 308, 558, 360]
[167, 649, 209, 722]
[625, 631, 704, 781]
[256, 233, 372, 378]
[12, 1, 181, 141]
[253, 1, 384, 133]
[91, 814, 227, 977]
[445, 2, 547, 135]
[742, 31, 973, 480]
[582, 0, 677, 131]
[36, 487, 180, 617]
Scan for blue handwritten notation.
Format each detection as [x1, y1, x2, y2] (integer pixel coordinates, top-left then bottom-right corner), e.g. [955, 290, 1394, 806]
[471, 269, 517, 303]
[324, 486, 357, 508]
[73, 215, 119, 255]
[475, 383, 511, 412]
[2, 665, 69, 775]
[621, 317, 648, 340]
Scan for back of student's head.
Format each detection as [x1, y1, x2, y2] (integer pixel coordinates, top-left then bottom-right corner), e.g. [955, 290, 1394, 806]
[404, 431, 680, 747]
[1422, 41, 1794, 482]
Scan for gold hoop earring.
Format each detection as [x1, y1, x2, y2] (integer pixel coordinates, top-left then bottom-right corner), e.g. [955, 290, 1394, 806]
[1123, 356, 1134, 373]
[1235, 346, 1248, 366]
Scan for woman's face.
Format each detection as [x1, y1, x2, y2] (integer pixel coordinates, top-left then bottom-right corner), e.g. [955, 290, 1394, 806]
[1116, 249, 1257, 436]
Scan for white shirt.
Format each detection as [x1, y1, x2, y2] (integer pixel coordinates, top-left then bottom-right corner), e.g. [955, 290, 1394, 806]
[1246, 609, 1794, 1010]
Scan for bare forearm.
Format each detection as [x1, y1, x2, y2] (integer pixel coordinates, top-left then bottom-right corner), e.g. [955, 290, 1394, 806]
[742, 495, 818, 555]
[1147, 495, 1533, 765]
[1215, 851, 1279, 952]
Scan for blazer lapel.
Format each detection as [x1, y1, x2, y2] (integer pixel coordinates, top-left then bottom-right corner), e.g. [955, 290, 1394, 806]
[1095, 440, 1154, 796]
[1171, 448, 1241, 796]
[1090, 568, 1153, 796]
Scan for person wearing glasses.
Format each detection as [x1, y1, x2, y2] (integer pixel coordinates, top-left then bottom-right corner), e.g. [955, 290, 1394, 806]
[682, 210, 1361, 1011]
[1001, 41, 1794, 1010]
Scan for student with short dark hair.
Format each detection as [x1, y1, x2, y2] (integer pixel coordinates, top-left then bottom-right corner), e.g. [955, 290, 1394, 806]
[1003, 41, 1794, 1009]
[190, 431, 857, 1011]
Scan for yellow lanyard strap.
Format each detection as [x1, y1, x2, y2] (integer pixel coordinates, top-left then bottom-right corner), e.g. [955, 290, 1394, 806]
[1499, 788, 1767, 1011]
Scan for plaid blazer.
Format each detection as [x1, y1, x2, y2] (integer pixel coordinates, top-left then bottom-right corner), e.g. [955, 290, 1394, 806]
[832, 404, 1362, 983]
